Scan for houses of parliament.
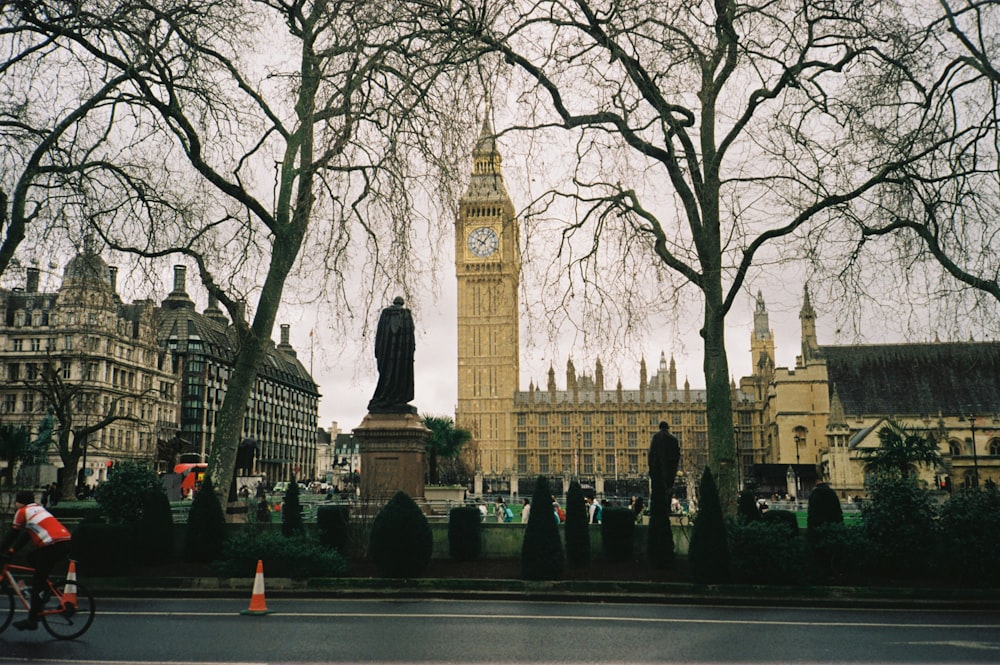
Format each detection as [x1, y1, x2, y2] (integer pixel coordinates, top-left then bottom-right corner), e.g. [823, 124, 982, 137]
[454, 117, 1000, 500]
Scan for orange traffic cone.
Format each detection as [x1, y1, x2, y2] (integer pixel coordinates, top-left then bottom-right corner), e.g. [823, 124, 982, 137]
[240, 560, 271, 615]
[62, 560, 78, 609]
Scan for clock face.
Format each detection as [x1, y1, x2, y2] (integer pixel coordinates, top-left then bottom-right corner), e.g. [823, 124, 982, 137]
[467, 226, 499, 258]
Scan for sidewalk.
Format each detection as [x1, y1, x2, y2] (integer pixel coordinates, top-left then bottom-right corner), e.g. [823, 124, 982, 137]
[85, 575, 1000, 610]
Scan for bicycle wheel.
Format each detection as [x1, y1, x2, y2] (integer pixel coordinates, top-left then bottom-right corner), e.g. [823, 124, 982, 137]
[40, 580, 95, 640]
[0, 586, 13, 634]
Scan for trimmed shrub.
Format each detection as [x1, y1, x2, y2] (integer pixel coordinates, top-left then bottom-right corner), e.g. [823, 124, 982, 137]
[369, 491, 433, 578]
[212, 529, 348, 578]
[600, 507, 635, 562]
[761, 509, 799, 536]
[93, 461, 164, 526]
[938, 487, 1000, 586]
[807, 483, 843, 535]
[70, 523, 133, 577]
[521, 476, 564, 580]
[862, 476, 938, 577]
[808, 522, 871, 582]
[647, 452, 674, 570]
[564, 481, 591, 567]
[281, 475, 304, 537]
[316, 505, 351, 554]
[134, 489, 175, 565]
[448, 505, 483, 561]
[729, 521, 807, 585]
[688, 467, 730, 584]
[737, 489, 762, 524]
[807, 482, 846, 581]
[183, 477, 227, 562]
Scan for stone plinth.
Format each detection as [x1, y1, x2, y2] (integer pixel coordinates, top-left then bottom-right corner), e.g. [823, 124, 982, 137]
[353, 411, 429, 502]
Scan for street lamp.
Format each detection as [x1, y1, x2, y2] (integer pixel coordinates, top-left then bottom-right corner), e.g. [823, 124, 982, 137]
[969, 414, 980, 488]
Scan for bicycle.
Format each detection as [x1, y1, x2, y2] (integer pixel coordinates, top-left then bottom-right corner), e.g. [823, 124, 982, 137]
[0, 559, 96, 640]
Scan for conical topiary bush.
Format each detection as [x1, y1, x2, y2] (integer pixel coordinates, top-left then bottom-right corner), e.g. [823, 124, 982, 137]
[369, 491, 433, 578]
[183, 477, 227, 563]
[688, 466, 730, 584]
[521, 475, 564, 580]
[564, 481, 591, 567]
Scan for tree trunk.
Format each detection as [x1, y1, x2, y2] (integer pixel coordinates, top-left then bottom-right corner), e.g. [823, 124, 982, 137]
[702, 285, 737, 516]
[206, 232, 306, 509]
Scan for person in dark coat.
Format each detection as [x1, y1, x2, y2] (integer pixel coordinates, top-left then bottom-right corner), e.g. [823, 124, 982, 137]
[367, 296, 416, 413]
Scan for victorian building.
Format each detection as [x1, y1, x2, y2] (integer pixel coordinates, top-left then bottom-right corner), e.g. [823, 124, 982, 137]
[454, 118, 766, 499]
[0, 245, 179, 486]
[157, 265, 319, 484]
[454, 116, 999, 501]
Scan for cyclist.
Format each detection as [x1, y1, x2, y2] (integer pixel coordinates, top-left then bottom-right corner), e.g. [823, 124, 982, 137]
[0, 490, 72, 631]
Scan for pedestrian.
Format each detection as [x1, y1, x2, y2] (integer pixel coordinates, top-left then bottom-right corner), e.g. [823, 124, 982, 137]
[495, 498, 507, 523]
[0, 491, 72, 631]
[631, 496, 644, 523]
[521, 497, 531, 523]
[478, 500, 488, 520]
[46, 482, 59, 507]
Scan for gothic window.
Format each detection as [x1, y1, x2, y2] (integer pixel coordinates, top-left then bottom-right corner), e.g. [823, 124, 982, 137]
[560, 414, 570, 426]
[538, 413, 548, 426]
[695, 413, 706, 425]
[582, 414, 592, 426]
[539, 454, 549, 474]
[605, 414, 614, 425]
[990, 439, 1000, 456]
[516, 454, 527, 474]
[605, 454, 615, 472]
[605, 431, 615, 448]
[948, 440, 962, 456]
[517, 432, 526, 448]
[560, 432, 570, 448]
[627, 413, 637, 425]
[671, 414, 681, 426]
[583, 454, 593, 474]
[538, 432, 548, 448]
[582, 432, 592, 448]
[627, 431, 638, 448]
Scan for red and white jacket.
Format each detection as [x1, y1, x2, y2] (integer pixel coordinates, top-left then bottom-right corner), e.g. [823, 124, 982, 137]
[11, 503, 71, 548]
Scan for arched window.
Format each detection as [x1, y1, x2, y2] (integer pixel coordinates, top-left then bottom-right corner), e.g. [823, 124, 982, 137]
[989, 439, 1000, 457]
[949, 440, 962, 457]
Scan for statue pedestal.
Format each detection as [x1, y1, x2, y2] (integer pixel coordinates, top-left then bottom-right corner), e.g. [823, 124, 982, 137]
[353, 411, 429, 503]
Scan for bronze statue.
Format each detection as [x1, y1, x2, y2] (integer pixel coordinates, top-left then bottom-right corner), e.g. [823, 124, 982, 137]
[648, 420, 681, 490]
[368, 296, 416, 413]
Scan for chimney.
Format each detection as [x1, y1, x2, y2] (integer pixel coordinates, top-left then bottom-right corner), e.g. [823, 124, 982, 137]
[25, 268, 39, 293]
[277, 323, 296, 357]
[173, 265, 186, 293]
[108, 266, 118, 292]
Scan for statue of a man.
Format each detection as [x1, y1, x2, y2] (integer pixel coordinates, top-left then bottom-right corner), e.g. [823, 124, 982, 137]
[367, 296, 416, 413]
[648, 421, 680, 493]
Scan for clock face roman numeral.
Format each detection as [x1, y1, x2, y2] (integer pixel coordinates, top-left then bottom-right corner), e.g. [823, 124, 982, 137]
[468, 226, 499, 258]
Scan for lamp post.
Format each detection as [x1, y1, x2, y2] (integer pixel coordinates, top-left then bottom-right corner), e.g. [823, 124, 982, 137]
[970, 415, 980, 488]
[792, 433, 802, 500]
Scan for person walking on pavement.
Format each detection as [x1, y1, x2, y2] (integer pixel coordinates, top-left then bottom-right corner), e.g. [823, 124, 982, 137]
[0, 490, 72, 630]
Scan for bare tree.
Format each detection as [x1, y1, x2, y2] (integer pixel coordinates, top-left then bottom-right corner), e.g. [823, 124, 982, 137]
[833, 0, 1000, 323]
[424, 0, 951, 509]
[26, 356, 161, 501]
[8, 0, 479, 507]
[0, 5, 134, 276]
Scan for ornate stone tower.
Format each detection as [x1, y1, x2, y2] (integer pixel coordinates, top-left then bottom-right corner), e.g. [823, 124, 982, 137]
[455, 113, 521, 476]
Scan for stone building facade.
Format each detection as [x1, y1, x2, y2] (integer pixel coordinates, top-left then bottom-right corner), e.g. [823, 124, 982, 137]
[454, 116, 999, 501]
[0, 246, 179, 487]
[156, 265, 319, 484]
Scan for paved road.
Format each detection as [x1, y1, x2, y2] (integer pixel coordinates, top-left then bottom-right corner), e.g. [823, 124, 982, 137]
[1, 597, 998, 663]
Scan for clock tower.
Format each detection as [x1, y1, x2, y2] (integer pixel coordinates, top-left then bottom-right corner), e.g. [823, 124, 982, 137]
[455, 114, 520, 476]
